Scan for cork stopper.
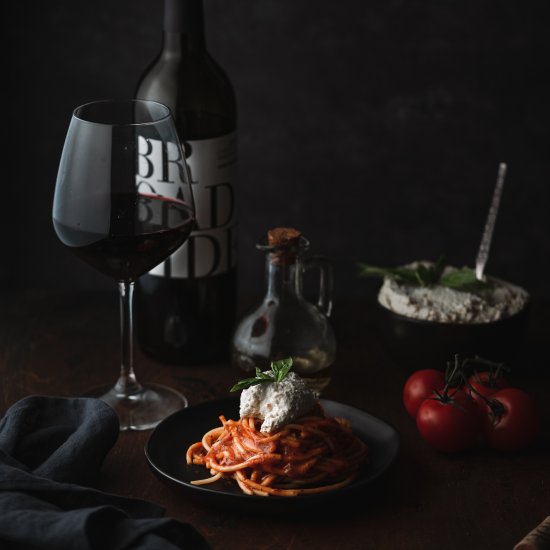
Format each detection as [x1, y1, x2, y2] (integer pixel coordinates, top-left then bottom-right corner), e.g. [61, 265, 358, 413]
[267, 227, 302, 265]
[267, 227, 301, 247]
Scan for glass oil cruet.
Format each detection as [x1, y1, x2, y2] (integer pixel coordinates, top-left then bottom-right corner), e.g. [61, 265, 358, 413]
[231, 227, 336, 393]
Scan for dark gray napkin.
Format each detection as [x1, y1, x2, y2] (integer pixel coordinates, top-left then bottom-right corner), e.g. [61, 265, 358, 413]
[0, 396, 209, 550]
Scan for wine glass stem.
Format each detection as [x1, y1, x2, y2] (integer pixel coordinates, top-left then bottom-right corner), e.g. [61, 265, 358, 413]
[114, 281, 143, 396]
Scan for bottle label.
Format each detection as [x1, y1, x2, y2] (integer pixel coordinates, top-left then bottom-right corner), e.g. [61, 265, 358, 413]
[136, 132, 237, 278]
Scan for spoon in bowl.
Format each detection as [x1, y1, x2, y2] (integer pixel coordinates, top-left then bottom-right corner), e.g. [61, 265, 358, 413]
[475, 162, 507, 281]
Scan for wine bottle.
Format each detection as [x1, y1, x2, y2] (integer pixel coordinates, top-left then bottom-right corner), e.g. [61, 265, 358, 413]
[134, 0, 237, 364]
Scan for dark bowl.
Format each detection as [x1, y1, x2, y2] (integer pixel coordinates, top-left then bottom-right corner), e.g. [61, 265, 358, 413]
[378, 302, 531, 373]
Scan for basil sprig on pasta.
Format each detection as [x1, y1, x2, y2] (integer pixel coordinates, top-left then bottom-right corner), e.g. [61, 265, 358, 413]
[230, 358, 293, 392]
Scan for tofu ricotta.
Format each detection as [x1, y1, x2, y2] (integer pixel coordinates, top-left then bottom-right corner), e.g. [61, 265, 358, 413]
[378, 264, 529, 324]
[239, 371, 316, 433]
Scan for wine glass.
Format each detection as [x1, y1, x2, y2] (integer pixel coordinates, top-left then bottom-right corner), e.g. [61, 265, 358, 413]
[53, 99, 195, 430]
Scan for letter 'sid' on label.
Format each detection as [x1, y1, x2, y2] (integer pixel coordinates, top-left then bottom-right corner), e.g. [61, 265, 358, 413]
[135, 133, 237, 279]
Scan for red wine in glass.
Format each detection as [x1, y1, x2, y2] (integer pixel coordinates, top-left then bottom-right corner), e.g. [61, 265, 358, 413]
[54, 193, 194, 281]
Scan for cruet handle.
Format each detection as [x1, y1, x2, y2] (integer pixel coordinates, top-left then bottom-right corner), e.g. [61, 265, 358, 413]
[302, 256, 333, 317]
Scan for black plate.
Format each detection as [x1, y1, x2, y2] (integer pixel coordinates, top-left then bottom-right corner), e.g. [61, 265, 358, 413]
[145, 397, 399, 511]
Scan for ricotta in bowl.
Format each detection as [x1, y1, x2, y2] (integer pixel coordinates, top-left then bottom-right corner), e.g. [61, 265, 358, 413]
[378, 265, 529, 324]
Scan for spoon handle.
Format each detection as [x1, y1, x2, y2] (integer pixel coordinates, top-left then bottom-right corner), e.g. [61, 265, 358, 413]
[475, 163, 507, 281]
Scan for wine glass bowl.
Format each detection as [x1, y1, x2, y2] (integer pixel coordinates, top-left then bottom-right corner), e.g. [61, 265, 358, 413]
[53, 99, 195, 430]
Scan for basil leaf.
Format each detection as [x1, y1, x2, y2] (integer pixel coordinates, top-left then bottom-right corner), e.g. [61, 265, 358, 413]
[272, 358, 293, 382]
[415, 264, 432, 285]
[391, 267, 421, 284]
[357, 263, 419, 285]
[255, 367, 273, 380]
[433, 254, 447, 282]
[440, 268, 492, 292]
[357, 264, 392, 278]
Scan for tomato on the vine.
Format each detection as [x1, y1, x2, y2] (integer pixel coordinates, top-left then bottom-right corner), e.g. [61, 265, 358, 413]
[403, 369, 446, 418]
[482, 388, 541, 451]
[416, 389, 481, 453]
[467, 371, 509, 407]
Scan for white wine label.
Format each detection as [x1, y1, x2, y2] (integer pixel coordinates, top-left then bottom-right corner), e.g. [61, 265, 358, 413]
[135, 132, 237, 278]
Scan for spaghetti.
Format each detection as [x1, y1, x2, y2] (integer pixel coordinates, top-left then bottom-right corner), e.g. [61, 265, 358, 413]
[186, 406, 368, 496]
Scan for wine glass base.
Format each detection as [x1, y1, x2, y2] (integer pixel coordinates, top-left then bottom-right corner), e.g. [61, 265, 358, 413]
[86, 383, 188, 431]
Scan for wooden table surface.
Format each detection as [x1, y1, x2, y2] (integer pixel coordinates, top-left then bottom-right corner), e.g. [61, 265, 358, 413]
[1, 290, 548, 550]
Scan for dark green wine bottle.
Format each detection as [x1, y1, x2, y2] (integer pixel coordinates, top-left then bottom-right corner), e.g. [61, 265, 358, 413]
[135, 0, 237, 364]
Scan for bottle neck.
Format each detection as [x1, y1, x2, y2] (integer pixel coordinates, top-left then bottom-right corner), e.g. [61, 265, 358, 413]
[265, 255, 303, 301]
[163, 0, 205, 51]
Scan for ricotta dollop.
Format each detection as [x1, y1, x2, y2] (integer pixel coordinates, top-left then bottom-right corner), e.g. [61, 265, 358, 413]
[239, 371, 316, 433]
[378, 264, 529, 324]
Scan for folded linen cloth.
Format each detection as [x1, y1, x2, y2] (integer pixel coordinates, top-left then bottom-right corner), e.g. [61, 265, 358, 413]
[0, 396, 209, 550]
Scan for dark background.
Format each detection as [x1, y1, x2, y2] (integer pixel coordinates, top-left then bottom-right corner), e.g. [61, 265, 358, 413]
[5, 0, 550, 302]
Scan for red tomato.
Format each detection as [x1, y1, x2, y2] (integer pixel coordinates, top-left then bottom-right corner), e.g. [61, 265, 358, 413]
[467, 371, 509, 407]
[403, 369, 446, 418]
[416, 389, 481, 453]
[483, 388, 541, 451]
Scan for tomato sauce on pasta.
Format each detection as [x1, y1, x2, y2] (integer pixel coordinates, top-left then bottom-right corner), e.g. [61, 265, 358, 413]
[186, 405, 368, 497]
